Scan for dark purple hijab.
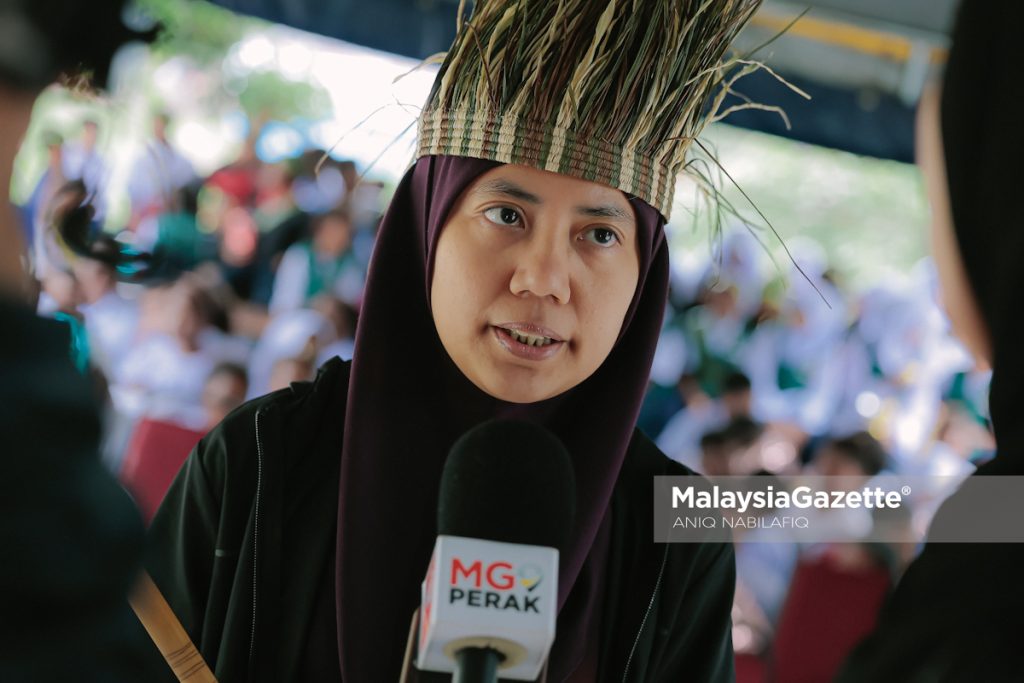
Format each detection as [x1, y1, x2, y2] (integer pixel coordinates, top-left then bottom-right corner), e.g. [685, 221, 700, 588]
[335, 155, 669, 680]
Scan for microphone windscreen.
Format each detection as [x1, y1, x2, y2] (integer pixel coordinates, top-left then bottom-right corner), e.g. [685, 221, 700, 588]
[437, 419, 575, 554]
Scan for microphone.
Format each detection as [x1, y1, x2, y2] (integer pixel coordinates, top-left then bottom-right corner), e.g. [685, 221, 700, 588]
[415, 419, 576, 682]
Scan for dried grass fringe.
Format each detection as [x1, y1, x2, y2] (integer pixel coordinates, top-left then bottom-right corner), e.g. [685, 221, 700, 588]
[417, 0, 811, 218]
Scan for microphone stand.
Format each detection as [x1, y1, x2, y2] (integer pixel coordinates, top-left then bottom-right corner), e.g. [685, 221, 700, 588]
[453, 647, 501, 683]
[401, 608, 549, 683]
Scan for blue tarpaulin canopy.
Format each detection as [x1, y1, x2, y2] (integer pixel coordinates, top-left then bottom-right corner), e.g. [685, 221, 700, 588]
[204, 0, 960, 163]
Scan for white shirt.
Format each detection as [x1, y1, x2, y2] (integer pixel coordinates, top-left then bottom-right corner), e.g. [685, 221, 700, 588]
[269, 243, 364, 315]
[113, 328, 251, 430]
[79, 291, 140, 379]
[128, 141, 196, 214]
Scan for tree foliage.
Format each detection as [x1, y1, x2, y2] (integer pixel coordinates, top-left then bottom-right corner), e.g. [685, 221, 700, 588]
[137, 0, 253, 65]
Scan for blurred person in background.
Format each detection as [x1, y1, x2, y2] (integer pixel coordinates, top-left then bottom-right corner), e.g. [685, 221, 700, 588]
[268, 353, 316, 392]
[127, 111, 196, 229]
[72, 236, 140, 380]
[29, 145, 71, 291]
[804, 432, 892, 562]
[198, 116, 272, 299]
[659, 373, 725, 470]
[23, 130, 64, 259]
[699, 430, 732, 477]
[739, 433, 897, 683]
[854, 285, 974, 467]
[680, 272, 755, 397]
[921, 397, 993, 480]
[0, 0, 160, 680]
[805, 432, 904, 577]
[310, 294, 357, 364]
[838, 1, 1024, 679]
[811, 431, 888, 480]
[740, 239, 849, 439]
[699, 415, 765, 477]
[346, 177, 386, 268]
[716, 230, 769, 320]
[659, 370, 753, 471]
[291, 148, 347, 214]
[60, 118, 107, 220]
[32, 182, 96, 377]
[134, 180, 215, 272]
[734, 432, 890, 654]
[200, 362, 248, 430]
[118, 362, 249, 528]
[245, 306, 335, 398]
[268, 207, 364, 314]
[248, 160, 305, 304]
[721, 369, 754, 419]
[199, 180, 261, 300]
[118, 361, 248, 527]
[115, 274, 250, 430]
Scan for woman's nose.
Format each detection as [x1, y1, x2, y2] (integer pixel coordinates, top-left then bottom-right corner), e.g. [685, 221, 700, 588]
[508, 231, 571, 304]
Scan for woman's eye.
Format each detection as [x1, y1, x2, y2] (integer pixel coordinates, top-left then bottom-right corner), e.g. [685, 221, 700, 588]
[483, 207, 522, 226]
[582, 227, 620, 247]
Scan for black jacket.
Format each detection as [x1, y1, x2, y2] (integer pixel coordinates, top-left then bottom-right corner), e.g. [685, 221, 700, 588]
[146, 357, 736, 682]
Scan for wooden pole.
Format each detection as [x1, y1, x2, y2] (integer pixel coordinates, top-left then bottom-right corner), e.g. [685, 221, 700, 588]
[129, 572, 217, 682]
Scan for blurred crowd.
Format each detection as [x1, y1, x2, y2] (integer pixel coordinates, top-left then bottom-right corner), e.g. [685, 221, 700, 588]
[637, 230, 994, 677]
[19, 113, 382, 480]
[642, 231, 992, 480]
[18, 109, 996, 680]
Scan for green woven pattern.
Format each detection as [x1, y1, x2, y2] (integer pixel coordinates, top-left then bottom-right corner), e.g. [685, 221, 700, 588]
[417, 109, 676, 216]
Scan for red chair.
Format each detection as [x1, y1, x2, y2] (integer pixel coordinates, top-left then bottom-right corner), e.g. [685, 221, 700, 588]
[736, 653, 767, 683]
[120, 418, 206, 525]
[769, 552, 891, 683]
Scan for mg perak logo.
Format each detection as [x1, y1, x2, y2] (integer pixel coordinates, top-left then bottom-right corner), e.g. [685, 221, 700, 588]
[448, 558, 543, 613]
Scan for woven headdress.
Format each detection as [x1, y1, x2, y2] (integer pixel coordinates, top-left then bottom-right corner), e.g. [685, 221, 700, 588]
[416, 0, 764, 220]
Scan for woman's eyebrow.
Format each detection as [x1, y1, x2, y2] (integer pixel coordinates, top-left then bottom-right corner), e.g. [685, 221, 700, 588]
[476, 179, 542, 203]
[575, 205, 633, 222]
[476, 178, 633, 225]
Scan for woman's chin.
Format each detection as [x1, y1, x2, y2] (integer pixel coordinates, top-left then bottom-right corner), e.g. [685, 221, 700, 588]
[475, 372, 566, 404]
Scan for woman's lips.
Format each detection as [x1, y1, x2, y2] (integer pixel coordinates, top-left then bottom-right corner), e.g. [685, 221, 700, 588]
[493, 321, 564, 342]
[492, 326, 566, 361]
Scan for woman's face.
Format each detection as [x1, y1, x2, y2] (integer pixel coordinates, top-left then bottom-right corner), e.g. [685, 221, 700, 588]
[431, 164, 641, 403]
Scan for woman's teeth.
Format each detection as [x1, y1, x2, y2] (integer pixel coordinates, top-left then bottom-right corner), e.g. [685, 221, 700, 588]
[506, 329, 554, 347]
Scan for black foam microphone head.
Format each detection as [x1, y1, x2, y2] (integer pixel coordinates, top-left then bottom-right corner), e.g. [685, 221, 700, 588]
[437, 419, 576, 554]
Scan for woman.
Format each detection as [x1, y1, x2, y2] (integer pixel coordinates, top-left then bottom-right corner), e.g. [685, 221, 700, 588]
[147, 1, 762, 680]
[836, 1, 1024, 680]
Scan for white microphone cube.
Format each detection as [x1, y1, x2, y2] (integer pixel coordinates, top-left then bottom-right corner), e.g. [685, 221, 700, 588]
[416, 535, 558, 680]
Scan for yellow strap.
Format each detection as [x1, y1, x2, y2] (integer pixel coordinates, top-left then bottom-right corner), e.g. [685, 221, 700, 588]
[750, 11, 947, 64]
